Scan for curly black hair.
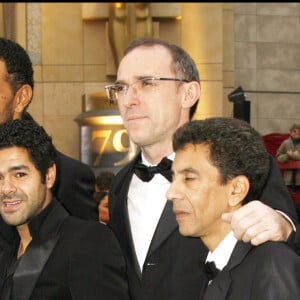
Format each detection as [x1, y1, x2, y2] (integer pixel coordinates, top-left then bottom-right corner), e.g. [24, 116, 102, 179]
[172, 117, 270, 204]
[0, 119, 57, 183]
[0, 37, 34, 96]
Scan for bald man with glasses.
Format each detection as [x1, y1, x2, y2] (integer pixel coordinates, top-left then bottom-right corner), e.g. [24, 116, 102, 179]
[106, 37, 298, 300]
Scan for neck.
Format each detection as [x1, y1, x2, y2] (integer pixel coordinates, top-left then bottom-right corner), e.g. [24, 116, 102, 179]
[17, 224, 32, 258]
[202, 223, 232, 252]
[139, 115, 190, 164]
[141, 143, 173, 165]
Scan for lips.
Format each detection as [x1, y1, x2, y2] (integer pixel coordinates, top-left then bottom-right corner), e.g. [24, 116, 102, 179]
[173, 210, 188, 219]
[127, 115, 145, 122]
[2, 199, 22, 213]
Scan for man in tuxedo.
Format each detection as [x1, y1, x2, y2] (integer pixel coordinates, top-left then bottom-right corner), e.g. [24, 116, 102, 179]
[167, 117, 300, 299]
[0, 119, 130, 299]
[0, 37, 98, 221]
[105, 37, 298, 300]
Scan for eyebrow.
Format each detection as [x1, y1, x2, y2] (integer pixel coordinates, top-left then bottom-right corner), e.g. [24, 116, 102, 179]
[0, 165, 30, 176]
[171, 167, 200, 176]
[8, 165, 30, 172]
[115, 76, 154, 85]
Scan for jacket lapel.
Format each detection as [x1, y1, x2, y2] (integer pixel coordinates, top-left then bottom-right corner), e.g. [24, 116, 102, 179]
[225, 241, 253, 270]
[203, 271, 232, 300]
[203, 241, 253, 300]
[110, 157, 141, 274]
[11, 200, 69, 300]
[110, 153, 178, 276]
[147, 200, 178, 256]
[12, 236, 60, 300]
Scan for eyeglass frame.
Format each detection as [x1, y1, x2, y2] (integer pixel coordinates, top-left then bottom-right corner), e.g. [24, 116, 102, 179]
[104, 76, 190, 104]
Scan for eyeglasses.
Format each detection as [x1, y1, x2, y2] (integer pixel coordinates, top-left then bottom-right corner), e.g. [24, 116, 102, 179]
[105, 77, 189, 104]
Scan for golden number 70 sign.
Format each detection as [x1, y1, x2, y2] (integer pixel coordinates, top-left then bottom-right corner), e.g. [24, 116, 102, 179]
[77, 111, 138, 169]
[92, 128, 130, 167]
[76, 92, 139, 170]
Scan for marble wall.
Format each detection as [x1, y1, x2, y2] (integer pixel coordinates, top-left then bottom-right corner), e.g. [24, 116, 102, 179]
[2, 3, 299, 161]
[234, 3, 300, 135]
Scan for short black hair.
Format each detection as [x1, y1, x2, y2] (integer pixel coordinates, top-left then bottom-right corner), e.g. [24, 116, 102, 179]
[0, 37, 34, 98]
[94, 191, 109, 205]
[0, 119, 56, 183]
[172, 117, 270, 203]
[96, 171, 115, 191]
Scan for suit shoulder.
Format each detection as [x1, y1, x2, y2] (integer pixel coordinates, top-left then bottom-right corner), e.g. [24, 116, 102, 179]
[56, 151, 92, 171]
[55, 151, 95, 182]
[111, 155, 139, 185]
[251, 241, 300, 263]
[62, 217, 116, 240]
[58, 217, 125, 267]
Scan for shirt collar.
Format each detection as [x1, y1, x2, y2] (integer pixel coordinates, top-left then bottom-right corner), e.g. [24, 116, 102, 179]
[206, 231, 238, 271]
[141, 152, 175, 166]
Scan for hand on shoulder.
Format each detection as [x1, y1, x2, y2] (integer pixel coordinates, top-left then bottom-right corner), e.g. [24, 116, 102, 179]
[222, 200, 293, 245]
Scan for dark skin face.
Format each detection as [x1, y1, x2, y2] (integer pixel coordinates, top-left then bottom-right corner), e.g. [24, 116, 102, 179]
[166, 143, 247, 251]
[98, 194, 109, 224]
[0, 146, 56, 256]
[0, 146, 55, 227]
[0, 60, 32, 123]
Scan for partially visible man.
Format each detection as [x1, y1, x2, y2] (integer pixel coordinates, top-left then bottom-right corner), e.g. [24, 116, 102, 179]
[0, 119, 130, 299]
[0, 37, 98, 220]
[106, 37, 298, 300]
[94, 170, 115, 224]
[276, 123, 300, 187]
[167, 117, 300, 299]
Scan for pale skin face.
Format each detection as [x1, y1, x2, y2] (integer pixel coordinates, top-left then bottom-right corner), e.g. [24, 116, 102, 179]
[116, 45, 200, 164]
[0, 147, 55, 231]
[0, 60, 32, 123]
[166, 144, 247, 251]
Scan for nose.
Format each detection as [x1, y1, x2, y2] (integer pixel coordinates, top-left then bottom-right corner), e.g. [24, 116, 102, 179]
[0, 177, 17, 196]
[123, 84, 140, 108]
[166, 181, 179, 202]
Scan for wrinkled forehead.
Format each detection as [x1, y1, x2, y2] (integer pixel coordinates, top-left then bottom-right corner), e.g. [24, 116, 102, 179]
[117, 45, 173, 81]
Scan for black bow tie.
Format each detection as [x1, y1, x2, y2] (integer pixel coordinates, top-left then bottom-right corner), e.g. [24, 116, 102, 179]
[133, 157, 172, 182]
[204, 261, 220, 281]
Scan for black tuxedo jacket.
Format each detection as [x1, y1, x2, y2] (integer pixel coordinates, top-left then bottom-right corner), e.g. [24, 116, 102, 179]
[21, 112, 98, 221]
[203, 241, 300, 300]
[0, 199, 130, 300]
[54, 150, 98, 220]
[108, 153, 298, 300]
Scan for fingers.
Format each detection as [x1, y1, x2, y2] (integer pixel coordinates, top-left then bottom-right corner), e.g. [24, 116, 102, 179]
[238, 223, 277, 245]
[249, 229, 280, 246]
[221, 212, 232, 224]
[229, 201, 261, 241]
[226, 200, 292, 245]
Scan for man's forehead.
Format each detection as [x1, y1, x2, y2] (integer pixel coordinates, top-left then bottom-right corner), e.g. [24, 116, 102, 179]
[0, 60, 8, 77]
[117, 47, 172, 80]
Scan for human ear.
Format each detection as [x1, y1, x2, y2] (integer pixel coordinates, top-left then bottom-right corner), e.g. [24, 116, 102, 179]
[182, 81, 201, 109]
[13, 84, 33, 114]
[46, 164, 57, 189]
[228, 175, 249, 207]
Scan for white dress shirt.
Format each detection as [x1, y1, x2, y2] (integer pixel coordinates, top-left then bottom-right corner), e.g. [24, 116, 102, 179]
[206, 231, 238, 272]
[128, 153, 174, 271]
[205, 231, 237, 285]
